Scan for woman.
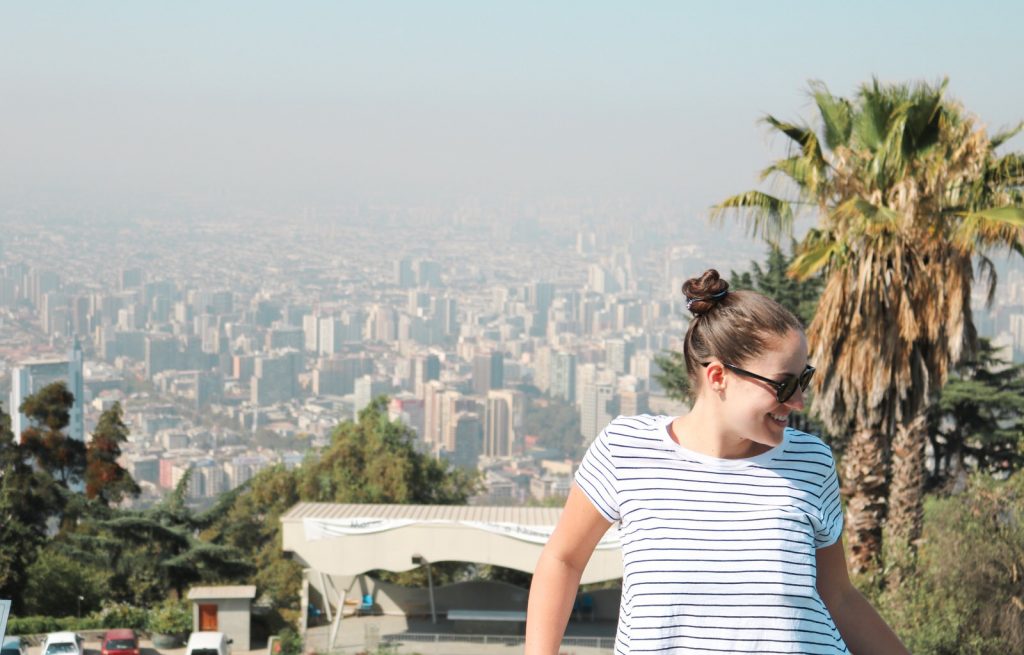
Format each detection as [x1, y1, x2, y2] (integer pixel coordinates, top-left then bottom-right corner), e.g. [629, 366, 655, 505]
[525, 269, 908, 654]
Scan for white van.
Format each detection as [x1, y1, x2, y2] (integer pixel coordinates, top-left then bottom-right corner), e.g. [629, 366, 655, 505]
[184, 632, 232, 655]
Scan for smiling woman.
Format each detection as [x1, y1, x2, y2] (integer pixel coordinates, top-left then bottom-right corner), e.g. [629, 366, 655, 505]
[525, 269, 910, 655]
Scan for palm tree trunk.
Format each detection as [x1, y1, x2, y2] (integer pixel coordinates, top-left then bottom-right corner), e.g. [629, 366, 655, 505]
[886, 412, 928, 586]
[840, 426, 891, 574]
[888, 413, 928, 542]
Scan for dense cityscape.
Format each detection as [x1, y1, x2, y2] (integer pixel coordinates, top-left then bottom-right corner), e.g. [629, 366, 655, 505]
[0, 208, 760, 507]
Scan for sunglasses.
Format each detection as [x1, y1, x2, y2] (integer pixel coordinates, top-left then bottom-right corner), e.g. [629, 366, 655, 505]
[702, 362, 815, 403]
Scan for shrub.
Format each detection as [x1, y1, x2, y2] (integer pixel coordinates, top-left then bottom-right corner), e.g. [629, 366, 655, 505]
[870, 472, 1024, 654]
[97, 602, 149, 630]
[5, 615, 62, 636]
[147, 599, 192, 635]
[5, 614, 104, 636]
[275, 628, 302, 655]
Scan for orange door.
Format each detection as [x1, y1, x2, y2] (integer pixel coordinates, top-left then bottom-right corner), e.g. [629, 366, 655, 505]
[199, 604, 218, 631]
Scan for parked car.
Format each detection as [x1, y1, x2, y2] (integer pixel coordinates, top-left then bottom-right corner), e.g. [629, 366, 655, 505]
[1, 636, 29, 655]
[100, 630, 138, 655]
[41, 633, 83, 655]
[185, 632, 232, 655]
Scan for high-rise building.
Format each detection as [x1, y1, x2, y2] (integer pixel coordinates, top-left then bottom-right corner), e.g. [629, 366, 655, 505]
[145, 334, 179, 379]
[580, 381, 615, 443]
[450, 412, 483, 469]
[484, 389, 521, 458]
[318, 317, 343, 354]
[394, 258, 416, 288]
[302, 313, 321, 352]
[435, 296, 458, 337]
[473, 351, 504, 396]
[412, 353, 441, 397]
[9, 340, 85, 444]
[267, 325, 304, 351]
[550, 351, 577, 403]
[312, 354, 372, 396]
[354, 375, 391, 414]
[533, 346, 552, 393]
[416, 260, 442, 287]
[605, 338, 634, 374]
[422, 380, 445, 448]
[251, 350, 300, 405]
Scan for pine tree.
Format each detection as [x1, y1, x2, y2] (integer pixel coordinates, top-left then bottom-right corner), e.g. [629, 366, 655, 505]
[86, 402, 141, 505]
[19, 381, 85, 487]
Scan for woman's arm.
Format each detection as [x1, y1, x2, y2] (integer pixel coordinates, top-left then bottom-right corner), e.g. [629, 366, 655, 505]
[525, 485, 613, 655]
[816, 540, 910, 654]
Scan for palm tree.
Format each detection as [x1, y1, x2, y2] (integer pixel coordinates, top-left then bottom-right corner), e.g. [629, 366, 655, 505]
[714, 78, 1024, 575]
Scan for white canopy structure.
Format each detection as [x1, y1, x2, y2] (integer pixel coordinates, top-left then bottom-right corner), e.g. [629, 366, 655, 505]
[281, 502, 623, 646]
[281, 502, 622, 582]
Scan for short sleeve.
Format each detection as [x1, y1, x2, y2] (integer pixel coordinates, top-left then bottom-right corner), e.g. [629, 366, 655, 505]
[811, 448, 844, 548]
[574, 425, 620, 523]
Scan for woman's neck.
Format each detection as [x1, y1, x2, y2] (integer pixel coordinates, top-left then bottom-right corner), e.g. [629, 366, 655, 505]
[669, 398, 771, 459]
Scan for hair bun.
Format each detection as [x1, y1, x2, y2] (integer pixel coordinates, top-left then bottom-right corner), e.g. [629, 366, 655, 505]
[682, 269, 730, 317]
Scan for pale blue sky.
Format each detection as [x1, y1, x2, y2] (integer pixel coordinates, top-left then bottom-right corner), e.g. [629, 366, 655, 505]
[2, 1, 1022, 217]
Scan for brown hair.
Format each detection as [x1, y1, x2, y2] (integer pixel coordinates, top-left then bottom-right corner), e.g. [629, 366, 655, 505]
[682, 269, 804, 392]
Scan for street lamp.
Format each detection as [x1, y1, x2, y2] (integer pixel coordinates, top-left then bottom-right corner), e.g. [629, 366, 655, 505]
[77, 595, 84, 618]
[411, 554, 436, 624]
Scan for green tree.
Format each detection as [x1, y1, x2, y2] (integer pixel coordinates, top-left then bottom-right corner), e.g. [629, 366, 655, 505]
[88, 470, 253, 604]
[20, 381, 85, 487]
[22, 547, 110, 617]
[926, 339, 1024, 487]
[203, 466, 302, 609]
[0, 403, 61, 612]
[86, 402, 141, 505]
[715, 77, 1024, 574]
[298, 397, 479, 504]
[729, 241, 823, 326]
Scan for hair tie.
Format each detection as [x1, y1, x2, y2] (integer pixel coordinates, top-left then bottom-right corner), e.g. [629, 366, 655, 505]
[686, 289, 728, 311]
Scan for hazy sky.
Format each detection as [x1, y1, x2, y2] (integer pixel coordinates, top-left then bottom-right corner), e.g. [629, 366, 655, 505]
[2, 1, 1022, 218]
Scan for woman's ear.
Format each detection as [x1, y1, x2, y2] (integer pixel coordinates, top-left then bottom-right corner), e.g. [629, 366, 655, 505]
[703, 360, 727, 395]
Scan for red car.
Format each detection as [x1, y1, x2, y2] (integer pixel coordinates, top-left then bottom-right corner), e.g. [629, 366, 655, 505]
[101, 630, 139, 655]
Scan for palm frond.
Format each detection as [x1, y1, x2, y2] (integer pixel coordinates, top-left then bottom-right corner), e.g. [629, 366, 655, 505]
[790, 229, 842, 279]
[991, 121, 1024, 149]
[977, 255, 998, 309]
[759, 156, 824, 195]
[711, 190, 794, 244]
[902, 78, 946, 152]
[810, 80, 853, 150]
[832, 197, 903, 227]
[962, 206, 1024, 227]
[853, 79, 890, 151]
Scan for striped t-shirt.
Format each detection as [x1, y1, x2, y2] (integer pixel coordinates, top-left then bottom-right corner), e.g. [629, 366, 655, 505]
[575, 414, 847, 654]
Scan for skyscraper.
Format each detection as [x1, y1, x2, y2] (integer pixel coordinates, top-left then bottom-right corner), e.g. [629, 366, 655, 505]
[580, 381, 615, 443]
[550, 351, 577, 403]
[484, 389, 521, 458]
[473, 351, 504, 396]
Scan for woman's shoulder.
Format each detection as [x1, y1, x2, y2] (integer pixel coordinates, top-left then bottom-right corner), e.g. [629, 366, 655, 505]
[595, 414, 672, 445]
[782, 426, 836, 459]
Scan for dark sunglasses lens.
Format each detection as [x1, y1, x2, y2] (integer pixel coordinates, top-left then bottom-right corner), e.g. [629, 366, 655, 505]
[778, 377, 798, 403]
[778, 368, 814, 403]
[800, 367, 815, 391]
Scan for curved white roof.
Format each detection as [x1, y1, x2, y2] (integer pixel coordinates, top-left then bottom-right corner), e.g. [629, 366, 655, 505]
[281, 502, 623, 584]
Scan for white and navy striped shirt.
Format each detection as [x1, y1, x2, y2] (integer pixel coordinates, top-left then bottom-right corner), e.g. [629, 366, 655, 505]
[575, 414, 848, 654]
